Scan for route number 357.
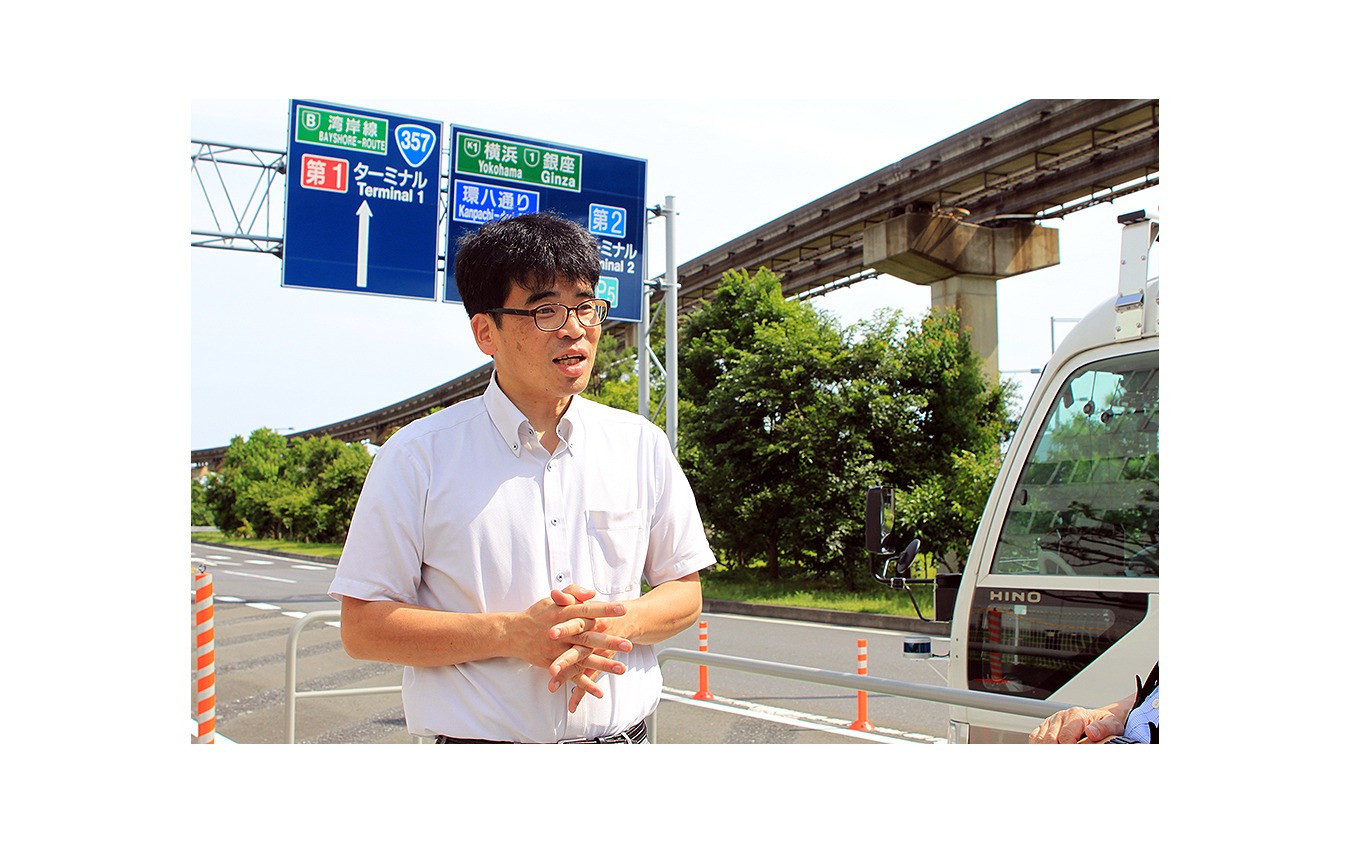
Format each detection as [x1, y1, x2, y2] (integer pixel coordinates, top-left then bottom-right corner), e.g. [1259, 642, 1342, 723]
[395, 124, 437, 169]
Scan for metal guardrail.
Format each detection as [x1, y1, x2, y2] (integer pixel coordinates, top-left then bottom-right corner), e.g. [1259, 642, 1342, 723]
[283, 612, 1080, 744]
[654, 648, 1081, 743]
[284, 610, 406, 744]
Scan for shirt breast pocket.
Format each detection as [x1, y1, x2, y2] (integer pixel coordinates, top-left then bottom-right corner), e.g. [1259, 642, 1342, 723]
[586, 509, 646, 599]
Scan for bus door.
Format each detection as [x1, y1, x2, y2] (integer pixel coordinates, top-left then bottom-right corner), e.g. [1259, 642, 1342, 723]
[959, 344, 1159, 742]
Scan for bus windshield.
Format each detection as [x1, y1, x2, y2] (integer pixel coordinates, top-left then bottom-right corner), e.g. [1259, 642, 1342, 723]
[991, 349, 1159, 577]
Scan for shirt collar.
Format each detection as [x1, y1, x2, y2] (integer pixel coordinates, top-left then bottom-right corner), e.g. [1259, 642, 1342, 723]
[483, 372, 583, 458]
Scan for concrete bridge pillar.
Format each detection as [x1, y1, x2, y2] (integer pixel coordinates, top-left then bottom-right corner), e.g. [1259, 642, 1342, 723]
[863, 213, 1060, 383]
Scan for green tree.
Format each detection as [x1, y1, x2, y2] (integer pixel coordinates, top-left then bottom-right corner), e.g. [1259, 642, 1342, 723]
[203, 428, 282, 535]
[200, 429, 373, 543]
[848, 308, 1011, 485]
[680, 269, 883, 584]
[895, 308, 1010, 477]
[893, 444, 1005, 572]
[191, 477, 210, 526]
[845, 307, 1016, 570]
[883, 309, 1015, 570]
[306, 436, 375, 540]
[584, 329, 642, 414]
[678, 268, 1015, 585]
[201, 472, 239, 533]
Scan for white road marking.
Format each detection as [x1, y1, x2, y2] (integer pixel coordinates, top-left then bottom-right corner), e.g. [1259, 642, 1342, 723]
[219, 570, 296, 584]
[189, 544, 337, 567]
[189, 720, 237, 744]
[659, 688, 945, 744]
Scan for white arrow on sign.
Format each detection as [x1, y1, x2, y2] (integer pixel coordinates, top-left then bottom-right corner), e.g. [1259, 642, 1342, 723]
[355, 200, 373, 288]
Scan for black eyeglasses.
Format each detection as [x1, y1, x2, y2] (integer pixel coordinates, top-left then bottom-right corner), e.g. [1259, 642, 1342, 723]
[486, 298, 610, 331]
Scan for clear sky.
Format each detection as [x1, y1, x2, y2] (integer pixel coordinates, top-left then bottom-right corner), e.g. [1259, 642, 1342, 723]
[190, 98, 1160, 451]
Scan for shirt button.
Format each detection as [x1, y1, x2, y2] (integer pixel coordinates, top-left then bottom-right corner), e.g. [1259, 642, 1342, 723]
[555, 574, 565, 583]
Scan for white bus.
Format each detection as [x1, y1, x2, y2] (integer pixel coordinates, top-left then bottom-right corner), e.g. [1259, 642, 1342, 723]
[867, 210, 1160, 743]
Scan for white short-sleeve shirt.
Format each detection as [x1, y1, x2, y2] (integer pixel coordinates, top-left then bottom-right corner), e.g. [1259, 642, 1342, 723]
[329, 374, 715, 741]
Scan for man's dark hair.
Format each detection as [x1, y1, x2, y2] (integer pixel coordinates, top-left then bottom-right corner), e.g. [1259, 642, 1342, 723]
[454, 212, 600, 322]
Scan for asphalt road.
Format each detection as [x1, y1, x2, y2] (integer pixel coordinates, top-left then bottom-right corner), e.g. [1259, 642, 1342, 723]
[191, 541, 954, 744]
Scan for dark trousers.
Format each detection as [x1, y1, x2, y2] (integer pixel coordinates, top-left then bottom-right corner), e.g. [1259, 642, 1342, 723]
[435, 720, 648, 744]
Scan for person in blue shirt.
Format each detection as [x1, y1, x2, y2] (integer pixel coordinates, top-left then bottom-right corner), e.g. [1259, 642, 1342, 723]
[1029, 663, 1158, 744]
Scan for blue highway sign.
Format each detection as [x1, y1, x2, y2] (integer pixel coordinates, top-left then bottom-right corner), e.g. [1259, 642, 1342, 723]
[283, 100, 443, 301]
[445, 126, 647, 323]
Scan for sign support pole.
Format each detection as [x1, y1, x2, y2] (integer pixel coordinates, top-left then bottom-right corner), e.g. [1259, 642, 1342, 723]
[642, 196, 678, 452]
[638, 276, 652, 420]
[660, 196, 678, 453]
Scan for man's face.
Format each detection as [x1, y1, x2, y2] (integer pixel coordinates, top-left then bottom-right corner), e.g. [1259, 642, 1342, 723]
[470, 277, 601, 414]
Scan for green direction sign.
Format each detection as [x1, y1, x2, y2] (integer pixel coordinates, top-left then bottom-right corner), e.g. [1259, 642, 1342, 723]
[294, 104, 389, 154]
[454, 131, 582, 192]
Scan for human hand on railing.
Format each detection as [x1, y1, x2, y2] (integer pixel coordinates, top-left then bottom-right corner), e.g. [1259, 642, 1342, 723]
[1028, 698, 1129, 744]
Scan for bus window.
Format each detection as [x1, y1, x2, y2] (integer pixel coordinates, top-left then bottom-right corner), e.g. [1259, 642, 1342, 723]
[967, 589, 1149, 699]
[992, 350, 1158, 577]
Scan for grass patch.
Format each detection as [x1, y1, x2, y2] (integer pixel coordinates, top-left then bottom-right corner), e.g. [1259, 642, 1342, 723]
[700, 562, 933, 618]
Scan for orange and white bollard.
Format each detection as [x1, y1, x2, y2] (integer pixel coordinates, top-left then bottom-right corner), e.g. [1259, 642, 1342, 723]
[988, 608, 1004, 684]
[692, 618, 714, 700]
[193, 569, 216, 744]
[848, 638, 874, 732]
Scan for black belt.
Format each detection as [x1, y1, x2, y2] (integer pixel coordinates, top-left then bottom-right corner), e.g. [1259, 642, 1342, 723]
[435, 721, 647, 745]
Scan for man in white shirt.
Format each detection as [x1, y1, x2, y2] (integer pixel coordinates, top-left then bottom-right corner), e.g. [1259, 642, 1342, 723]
[330, 213, 715, 743]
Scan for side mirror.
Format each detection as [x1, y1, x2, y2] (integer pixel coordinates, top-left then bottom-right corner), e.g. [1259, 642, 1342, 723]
[934, 573, 962, 623]
[864, 487, 962, 624]
[865, 487, 895, 555]
[886, 538, 923, 582]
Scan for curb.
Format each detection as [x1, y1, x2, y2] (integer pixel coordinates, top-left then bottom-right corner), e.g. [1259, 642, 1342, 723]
[190, 539, 950, 635]
[702, 599, 949, 636]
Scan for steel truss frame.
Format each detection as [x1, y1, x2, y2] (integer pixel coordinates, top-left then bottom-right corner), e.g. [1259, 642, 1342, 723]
[190, 141, 287, 256]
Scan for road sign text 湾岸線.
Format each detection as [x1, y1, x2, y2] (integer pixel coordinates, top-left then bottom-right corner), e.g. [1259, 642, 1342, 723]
[283, 100, 442, 301]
